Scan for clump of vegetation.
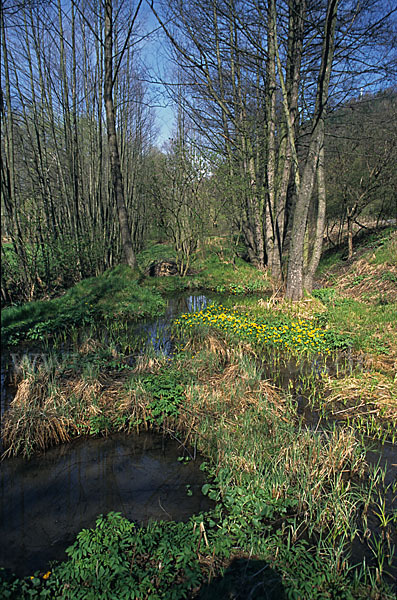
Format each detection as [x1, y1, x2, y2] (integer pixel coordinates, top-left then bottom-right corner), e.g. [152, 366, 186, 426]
[2, 344, 395, 599]
[0, 512, 206, 599]
[1, 230, 396, 598]
[317, 229, 397, 305]
[138, 241, 272, 296]
[1, 266, 166, 347]
[174, 303, 351, 355]
[323, 371, 397, 443]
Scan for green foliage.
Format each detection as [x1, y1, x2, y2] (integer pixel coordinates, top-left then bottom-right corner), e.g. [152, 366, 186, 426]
[1, 233, 115, 307]
[137, 241, 272, 296]
[1, 232, 396, 599]
[2, 347, 396, 598]
[1, 267, 166, 347]
[140, 373, 185, 424]
[0, 513, 206, 599]
[318, 296, 396, 355]
[174, 303, 352, 355]
[311, 287, 337, 303]
[195, 254, 270, 294]
[380, 270, 397, 283]
[316, 249, 345, 275]
[137, 244, 178, 272]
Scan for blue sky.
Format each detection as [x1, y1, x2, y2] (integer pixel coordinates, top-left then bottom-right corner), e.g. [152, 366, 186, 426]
[140, 4, 176, 148]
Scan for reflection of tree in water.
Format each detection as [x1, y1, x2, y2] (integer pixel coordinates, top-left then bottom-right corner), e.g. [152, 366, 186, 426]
[196, 558, 286, 600]
[186, 295, 209, 313]
[143, 295, 211, 356]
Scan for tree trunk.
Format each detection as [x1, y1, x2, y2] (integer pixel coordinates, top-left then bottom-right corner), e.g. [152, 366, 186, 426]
[304, 145, 326, 292]
[286, 0, 339, 300]
[104, 0, 136, 269]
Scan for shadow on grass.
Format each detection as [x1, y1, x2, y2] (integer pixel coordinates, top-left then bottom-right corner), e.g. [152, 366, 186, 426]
[195, 558, 286, 600]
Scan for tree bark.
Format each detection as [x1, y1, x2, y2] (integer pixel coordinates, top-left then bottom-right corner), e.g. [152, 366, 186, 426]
[104, 0, 137, 269]
[286, 0, 339, 300]
[304, 145, 326, 291]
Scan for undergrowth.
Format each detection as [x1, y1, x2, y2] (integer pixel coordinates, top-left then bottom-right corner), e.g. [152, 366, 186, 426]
[1, 340, 396, 599]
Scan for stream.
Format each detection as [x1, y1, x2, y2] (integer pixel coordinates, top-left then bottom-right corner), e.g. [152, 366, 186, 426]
[0, 293, 215, 578]
[1, 292, 396, 582]
[0, 431, 212, 577]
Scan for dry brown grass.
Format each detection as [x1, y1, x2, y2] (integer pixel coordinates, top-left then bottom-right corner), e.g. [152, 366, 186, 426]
[318, 231, 397, 304]
[361, 353, 397, 377]
[78, 337, 104, 355]
[133, 355, 165, 374]
[257, 294, 327, 319]
[324, 372, 397, 424]
[178, 358, 286, 436]
[335, 259, 397, 304]
[2, 373, 76, 458]
[1, 369, 108, 458]
[114, 385, 152, 432]
[280, 427, 364, 482]
[183, 332, 230, 362]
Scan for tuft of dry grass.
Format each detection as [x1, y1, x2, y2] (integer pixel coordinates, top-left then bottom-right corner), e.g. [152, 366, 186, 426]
[178, 357, 286, 436]
[133, 355, 165, 374]
[114, 383, 153, 432]
[2, 373, 76, 458]
[361, 353, 397, 377]
[183, 332, 230, 362]
[78, 337, 104, 355]
[257, 294, 327, 319]
[324, 372, 397, 424]
[1, 369, 107, 458]
[280, 427, 365, 484]
[64, 378, 103, 406]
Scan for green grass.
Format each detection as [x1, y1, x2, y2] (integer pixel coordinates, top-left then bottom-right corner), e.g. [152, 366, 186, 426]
[312, 293, 397, 356]
[316, 248, 345, 276]
[137, 242, 272, 296]
[1, 231, 396, 598]
[1, 266, 166, 347]
[369, 231, 397, 266]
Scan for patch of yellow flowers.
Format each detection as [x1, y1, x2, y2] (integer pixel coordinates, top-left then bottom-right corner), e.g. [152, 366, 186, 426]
[174, 304, 331, 354]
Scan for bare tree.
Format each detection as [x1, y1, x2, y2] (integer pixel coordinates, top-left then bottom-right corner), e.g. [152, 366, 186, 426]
[104, 0, 143, 269]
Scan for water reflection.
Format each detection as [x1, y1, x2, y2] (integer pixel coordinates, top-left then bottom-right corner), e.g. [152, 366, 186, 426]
[139, 293, 211, 356]
[0, 432, 213, 577]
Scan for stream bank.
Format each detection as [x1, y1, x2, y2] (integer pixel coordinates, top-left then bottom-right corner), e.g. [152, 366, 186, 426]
[1, 291, 396, 599]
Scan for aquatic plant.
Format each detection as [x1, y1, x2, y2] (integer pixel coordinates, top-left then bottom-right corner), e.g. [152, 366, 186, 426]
[1, 344, 396, 598]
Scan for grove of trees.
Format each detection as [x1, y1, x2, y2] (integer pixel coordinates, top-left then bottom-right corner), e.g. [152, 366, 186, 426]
[1, 0, 396, 304]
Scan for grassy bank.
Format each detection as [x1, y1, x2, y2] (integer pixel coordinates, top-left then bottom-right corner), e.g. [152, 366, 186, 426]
[1, 239, 271, 348]
[1, 266, 166, 348]
[1, 230, 396, 599]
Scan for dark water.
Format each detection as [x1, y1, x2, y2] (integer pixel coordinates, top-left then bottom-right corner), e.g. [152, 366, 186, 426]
[137, 293, 211, 355]
[0, 432, 213, 577]
[1, 292, 396, 583]
[0, 294, 216, 578]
